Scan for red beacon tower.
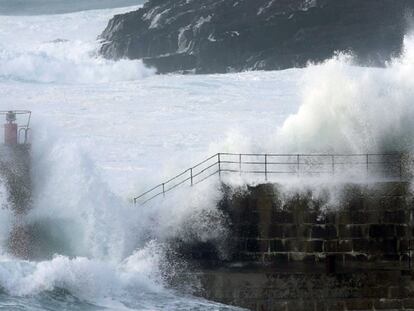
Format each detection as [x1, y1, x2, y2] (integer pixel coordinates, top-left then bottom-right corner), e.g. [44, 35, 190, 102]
[5, 111, 18, 145]
[1, 111, 31, 146]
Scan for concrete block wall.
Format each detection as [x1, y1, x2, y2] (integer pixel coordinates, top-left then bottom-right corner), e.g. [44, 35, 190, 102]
[222, 182, 413, 269]
[0, 145, 32, 258]
[198, 270, 414, 311]
[190, 182, 414, 311]
[0, 145, 31, 214]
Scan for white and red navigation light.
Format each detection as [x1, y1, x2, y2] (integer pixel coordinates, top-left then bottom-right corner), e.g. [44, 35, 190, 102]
[1, 111, 31, 145]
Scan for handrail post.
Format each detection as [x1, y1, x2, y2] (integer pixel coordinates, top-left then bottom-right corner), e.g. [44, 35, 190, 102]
[239, 154, 242, 176]
[366, 154, 369, 177]
[332, 155, 335, 176]
[265, 154, 268, 181]
[190, 168, 193, 186]
[297, 154, 300, 176]
[218, 153, 222, 181]
[162, 183, 165, 197]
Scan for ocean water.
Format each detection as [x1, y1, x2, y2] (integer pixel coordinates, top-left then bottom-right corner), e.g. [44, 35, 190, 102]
[0, 0, 145, 15]
[0, 3, 413, 311]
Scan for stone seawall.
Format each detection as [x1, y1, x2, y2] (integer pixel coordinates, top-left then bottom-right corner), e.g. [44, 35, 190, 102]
[181, 182, 414, 310]
[197, 270, 414, 311]
[0, 145, 31, 214]
[0, 145, 32, 258]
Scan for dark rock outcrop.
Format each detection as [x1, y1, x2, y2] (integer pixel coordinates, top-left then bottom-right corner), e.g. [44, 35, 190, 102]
[100, 0, 414, 74]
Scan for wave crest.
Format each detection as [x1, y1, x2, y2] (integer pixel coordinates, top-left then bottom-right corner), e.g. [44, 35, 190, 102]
[273, 35, 414, 154]
[0, 40, 154, 84]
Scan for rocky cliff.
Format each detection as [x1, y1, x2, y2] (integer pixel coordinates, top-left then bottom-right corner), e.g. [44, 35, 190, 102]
[99, 0, 413, 74]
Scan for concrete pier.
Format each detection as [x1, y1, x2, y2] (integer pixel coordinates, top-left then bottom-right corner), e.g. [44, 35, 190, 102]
[0, 145, 31, 213]
[179, 182, 414, 310]
[0, 144, 32, 258]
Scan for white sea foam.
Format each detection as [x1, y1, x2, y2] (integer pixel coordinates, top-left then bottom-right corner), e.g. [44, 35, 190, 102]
[0, 3, 412, 310]
[274, 37, 414, 154]
[0, 43, 154, 83]
[0, 241, 163, 298]
[0, 6, 153, 84]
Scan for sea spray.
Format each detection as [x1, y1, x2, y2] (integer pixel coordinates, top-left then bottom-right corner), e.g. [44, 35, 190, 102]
[0, 241, 164, 298]
[28, 128, 128, 260]
[25, 123, 230, 258]
[0, 6, 154, 84]
[0, 4, 277, 311]
[200, 35, 414, 156]
[274, 36, 414, 154]
[2, 4, 413, 310]
[0, 122, 228, 303]
[0, 41, 154, 84]
[0, 181, 12, 256]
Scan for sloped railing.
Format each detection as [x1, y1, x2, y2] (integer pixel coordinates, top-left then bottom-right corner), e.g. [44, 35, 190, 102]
[133, 153, 405, 205]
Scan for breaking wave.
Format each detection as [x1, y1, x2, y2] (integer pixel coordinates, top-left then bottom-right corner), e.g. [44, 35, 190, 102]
[0, 41, 154, 84]
[0, 6, 154, 84]
[0, 125, 232, 309]
[0, 244, 163, 298]
[2, 4, 414, 310]
[273, 35, 414, 154]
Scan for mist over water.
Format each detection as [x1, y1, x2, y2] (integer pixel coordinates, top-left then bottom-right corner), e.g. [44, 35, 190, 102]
[0, 45, 153, 83]
[0, 126, 239, 309]
[210, 36, 414, 156]
[0, 3, 413, 311]
[274, 45, 414, 154]
[0, 6, 153, 84]
[0, 6, 243, 311]
[263, 33, 414, 156]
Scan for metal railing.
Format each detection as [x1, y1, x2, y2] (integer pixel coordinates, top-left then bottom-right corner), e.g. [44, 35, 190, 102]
[133, 153, 405, 205]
